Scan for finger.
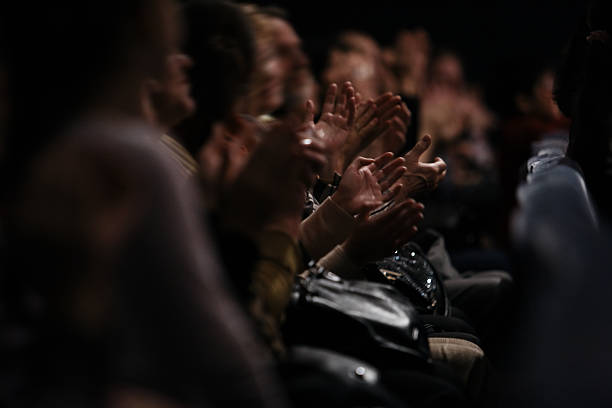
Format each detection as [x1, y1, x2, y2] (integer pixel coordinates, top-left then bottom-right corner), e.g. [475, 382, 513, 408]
[388, 206, 422, 241]
[399, 103, 412, 127]
[405, 134, 432, 159]
[354, 121, 381, 154]
[355, 101, 377, 129]
[388, 115, 407, 134]
[355, 156, 376, 167]
[380, 104, 402, 124]
[321, 83, 338, 116]
[367, 152, 395, 177]
[376, 95, 402, 117]
[405, 198, 425, 211]
[346, 97, 356, 128]
[338, 82, 354, 116]
[380, 165, 407, 191]
[304, 99, 315, 123]
[379, 156, 405, 175]
[382, 183, 403, 202]
[423, 158, 447, 173]
[398, 206, 424, 230]
[373, 92, 394, 106]
[372, 152, 395, 168]
[378, 199, 414, 223]
[336, 82, 349, 115]
[433, 157, 448, 172]
[354, 92, 362, 106]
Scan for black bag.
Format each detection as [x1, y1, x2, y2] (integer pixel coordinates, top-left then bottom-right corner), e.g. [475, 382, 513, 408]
[283, 264, 430, 369]
[364, 242, 450, 316]
[281, 346, 407, 408]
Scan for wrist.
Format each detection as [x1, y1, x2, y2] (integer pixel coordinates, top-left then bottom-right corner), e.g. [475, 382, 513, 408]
[330, 191, 355, 216]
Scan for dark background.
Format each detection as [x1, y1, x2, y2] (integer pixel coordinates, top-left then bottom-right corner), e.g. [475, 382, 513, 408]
[254, 0, 587, 112]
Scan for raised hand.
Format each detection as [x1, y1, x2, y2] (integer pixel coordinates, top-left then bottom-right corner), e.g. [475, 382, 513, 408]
[392, 134, 447, 200]
[309, 82, 356, 179]
[342, 199, 425, 265]
[340, 93, 412, 170]
[373, 93, 412, 155]
[331, 152, 406, 216]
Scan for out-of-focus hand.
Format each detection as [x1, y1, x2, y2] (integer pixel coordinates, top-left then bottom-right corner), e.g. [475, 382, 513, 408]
[342, 199, 425, 265]
[198, 115, 261, 208]
[394, 29, 431, 97]
[332, 152, 406, 216]
[222, 118, 328, 239]
[392, 134, 447, 199]
[307, 82, 356, 180]
[343, 93, 412, 166]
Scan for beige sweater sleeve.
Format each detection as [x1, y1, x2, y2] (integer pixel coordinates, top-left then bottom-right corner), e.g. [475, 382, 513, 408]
[317, 244, 363, 279]
[299, 197, 356, 260]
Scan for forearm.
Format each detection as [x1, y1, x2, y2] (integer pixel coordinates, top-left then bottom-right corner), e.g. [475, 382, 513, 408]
[299, 197, 356, 260]
[317, 243, 364, 279]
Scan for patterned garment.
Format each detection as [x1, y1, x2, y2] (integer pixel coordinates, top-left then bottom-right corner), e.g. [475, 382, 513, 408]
[302, 174, 342, 219]
[159, 134, 199, 177]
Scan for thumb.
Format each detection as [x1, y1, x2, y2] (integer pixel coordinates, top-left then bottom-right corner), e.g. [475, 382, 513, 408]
[355, 156, 375, 168]
[407, 134, 432, 159]
[304, 99, 315, 123]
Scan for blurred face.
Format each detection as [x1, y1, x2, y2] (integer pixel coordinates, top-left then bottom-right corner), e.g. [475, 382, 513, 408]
[268, 18, 308, 90]
[143, 53, 195, 129]
[247, 41, 284, 115]
[161, 53, 196, 126]
[323, 51, 379, 100]
[139, 0, 183, 82]
[430, 54, 464, 92]
[532, 71, 562, 120]
[516, 71, 563, 120]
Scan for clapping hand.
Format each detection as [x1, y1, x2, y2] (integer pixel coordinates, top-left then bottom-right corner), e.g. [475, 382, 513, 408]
[306, 82, 356, 180]
[341, 92, 412, 169]
[332, 152, 407, 216]
[342, 199, 425, 265]
[392, 134, 447, 200]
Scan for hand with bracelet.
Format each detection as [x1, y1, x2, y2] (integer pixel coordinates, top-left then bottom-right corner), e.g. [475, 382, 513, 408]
[222, 117, 328, 239]
[304, 82, 356, 181]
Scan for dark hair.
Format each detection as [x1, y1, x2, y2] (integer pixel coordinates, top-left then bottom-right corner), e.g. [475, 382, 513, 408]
[173, 0, 256, 155]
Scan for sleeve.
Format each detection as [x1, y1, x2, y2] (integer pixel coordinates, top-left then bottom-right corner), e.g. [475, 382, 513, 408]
[299, 197, 356, 261]
[317, 244, 363, 279]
